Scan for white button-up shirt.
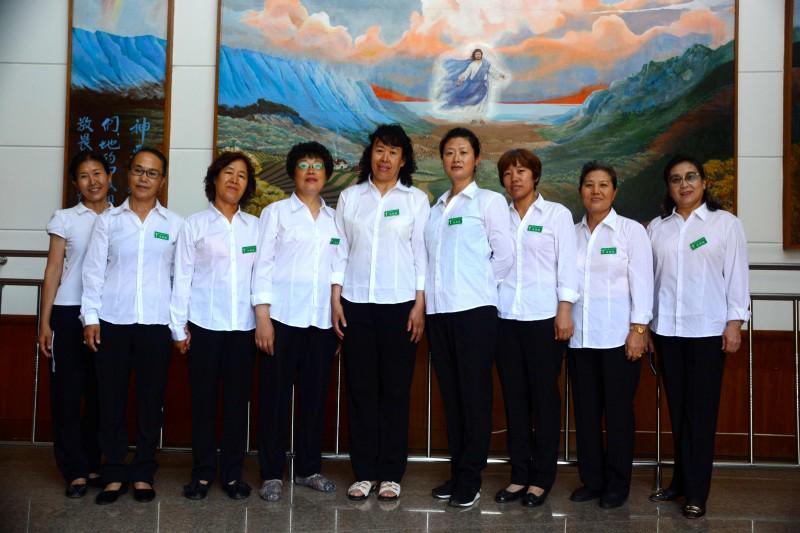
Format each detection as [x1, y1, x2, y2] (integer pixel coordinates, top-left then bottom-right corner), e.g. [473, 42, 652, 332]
[46, 203, 109, 306]
[252, 194, 340, 328]
[648, 203, 750, 337]
[569, 209, 653, 349]
[332, 179, 430, 304]
[81, 199, 183, 326]
[425, 181, 514, 314]
[498, 194, 578, 320]
[169, 204, 259, 341]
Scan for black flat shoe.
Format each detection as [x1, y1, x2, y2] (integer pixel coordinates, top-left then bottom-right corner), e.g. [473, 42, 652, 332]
[95, 484, 128, 505]
[599, 492, 628, 509]
[87, 476, 105, 489]
[683, 503, 706, 519]
[224, 480, 251, 500]
[432, 480, 454, 500]
[521, 487, 550, 507]
[569, 486, 602, 502]
[649, 486, 683, 502]
[494, 487, 526, 503]
[133, 485, 156, 503]
[65, 483, 88, 499]
[183, 481, 210, 500]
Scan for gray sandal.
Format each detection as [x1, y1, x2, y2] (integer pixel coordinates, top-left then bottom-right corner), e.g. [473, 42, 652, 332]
[258, 479, 283, 501]
[295, 473, 336, 493]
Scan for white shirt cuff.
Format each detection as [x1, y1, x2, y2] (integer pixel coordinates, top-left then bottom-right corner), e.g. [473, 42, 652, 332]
[80, 311, 99, 327]
[557, 288, 579, 304]
[330, 272, 345, 286]
[171, 324, 187, 342]
[726, 307, 750, 322]
[416, 275, 426, 291]
[251, 292, 273, 306]
[630, 312, 652, 325]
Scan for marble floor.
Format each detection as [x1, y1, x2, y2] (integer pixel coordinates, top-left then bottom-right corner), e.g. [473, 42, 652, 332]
[1, 446, 799, 532]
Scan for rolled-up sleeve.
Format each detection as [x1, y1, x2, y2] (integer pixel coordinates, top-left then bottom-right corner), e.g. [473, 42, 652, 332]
[169, 222, 195, 341]
[80, 213, 109, 326]
[330, 191, 349, 286]
[251, 204, 278, 306]
[484, 193, 515, 282]
[555, 209, 579, 304]
[627, 223, 654, 325]
[724, 217, 751, 322]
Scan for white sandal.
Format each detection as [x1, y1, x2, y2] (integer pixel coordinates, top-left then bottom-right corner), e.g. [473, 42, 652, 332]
[347, 480, 375, 501]
[377, 481, 401, 501]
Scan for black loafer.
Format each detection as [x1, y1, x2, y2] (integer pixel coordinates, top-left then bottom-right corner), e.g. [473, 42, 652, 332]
[599, 492, 628, 509]
[432, 480, 454, 500]
[494, 487, 526, 503]
[521, 487, 550, 507]
[683, 503, 706, 519]
[65, 483, 88, 499]
[224, 480, 252, 500]
[183, 481, 210, 500]
[133, 485, 156, 503]
[570, 486, 602, 502]
[95, 484, 128, 505]
[649, 487, 682, 502]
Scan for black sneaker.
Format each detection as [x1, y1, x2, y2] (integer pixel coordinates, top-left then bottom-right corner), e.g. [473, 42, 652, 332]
[449, 489, 480, 508]
[432, 480, 455, 500]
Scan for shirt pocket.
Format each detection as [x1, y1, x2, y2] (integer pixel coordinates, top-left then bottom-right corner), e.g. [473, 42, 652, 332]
[381, 213, 413, 242]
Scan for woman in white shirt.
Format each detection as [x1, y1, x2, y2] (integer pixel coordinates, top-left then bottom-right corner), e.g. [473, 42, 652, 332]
[426, 128, 514, 508]
[647, 155, 749, 519]
[331, 124, 430, 502]
[81, 147, 183, 505]
[38, 151, 111, 497]
[170, 151, 259, 501]
[494, 148, 577, 508]
[567, 161, 653, 509]
[252, 142, 340, 502]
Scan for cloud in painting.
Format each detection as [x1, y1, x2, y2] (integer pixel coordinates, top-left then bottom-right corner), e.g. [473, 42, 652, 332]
[73, 0, 169, 38]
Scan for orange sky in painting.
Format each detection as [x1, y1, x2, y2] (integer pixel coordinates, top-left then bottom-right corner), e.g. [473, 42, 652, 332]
[371, 83, 607, 105]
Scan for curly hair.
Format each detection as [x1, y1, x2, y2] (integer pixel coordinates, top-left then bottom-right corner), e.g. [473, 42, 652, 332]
[357, 124, 417, 187]
[660, 154, 721, 218]
[204, 151, 256, 208]
[286, 141, 334, 179]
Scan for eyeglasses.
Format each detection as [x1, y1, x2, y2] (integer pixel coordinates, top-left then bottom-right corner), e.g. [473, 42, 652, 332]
[131, 166, 162, 179]
[668, 172, 701, 186]
[298, 161, 323, 171]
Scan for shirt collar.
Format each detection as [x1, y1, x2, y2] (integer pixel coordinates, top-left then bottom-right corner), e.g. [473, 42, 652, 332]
[437, 180, 478, 206]
[363, 176, 411, 195]
[289, 193, 333, 217]
[669, 202, 710, 221]
[579, 208, 618, 231]
[207, 202, 251, 225]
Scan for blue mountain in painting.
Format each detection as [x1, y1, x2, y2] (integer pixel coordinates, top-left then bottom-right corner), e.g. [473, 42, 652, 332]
[71, 28, 166, 96]
[218, 46, 402, 134]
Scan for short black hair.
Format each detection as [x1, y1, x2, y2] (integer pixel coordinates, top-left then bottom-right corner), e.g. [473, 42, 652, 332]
[286, 141, 334, 179]
[69, 150, 110, 182]
[439, 127, 481, 159]
[579, 160, 618, 189]
[660, 154, 721, 217]
[129, 146, 168, 177]
[204, 151, 256, 208]
[497, 148, 542, 188]
[357, 124, 417, 187]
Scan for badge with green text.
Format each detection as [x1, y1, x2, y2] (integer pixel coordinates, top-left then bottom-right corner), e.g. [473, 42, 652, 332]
[448, 217, 462, 225]
[689, 237, 708, 251]
[527, 225, 543, 233]
[242, 245, 257, 254]
[154, 231, 169, 240]
[330, 238, 341, 245]
[600, 247, 617, 255]
[384, 209, 400, 217]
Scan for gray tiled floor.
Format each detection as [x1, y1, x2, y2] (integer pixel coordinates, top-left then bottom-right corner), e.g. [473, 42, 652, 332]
[1, 446, 798, 532]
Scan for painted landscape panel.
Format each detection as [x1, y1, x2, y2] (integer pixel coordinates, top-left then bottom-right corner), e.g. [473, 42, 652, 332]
[215, 1, 736, 220]
[786, 0, 800, 248]
[65, 0, 172, 206]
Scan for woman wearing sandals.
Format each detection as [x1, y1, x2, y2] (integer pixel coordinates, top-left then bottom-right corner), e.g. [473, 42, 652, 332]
[253, 142, 340, 501]
[494, 148, 577, 508]
[426, 128, 514, 508]
[39, 151, 111, 497]
[647, 155, 749, 519]
[171, 151, 259, 501]
[82, 147, 183, 505]
[331, 124, 430, 502]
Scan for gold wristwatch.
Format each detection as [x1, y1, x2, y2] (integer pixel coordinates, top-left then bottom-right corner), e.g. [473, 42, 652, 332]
[630, 325, 646, 334]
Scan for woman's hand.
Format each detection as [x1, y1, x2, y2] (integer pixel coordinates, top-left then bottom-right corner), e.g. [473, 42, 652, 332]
[406, 301, 425, 343]
[722, 320, 743, 354]
[331, 285, 347, 340]
[174, 326, 191, 355]
[255, 305, 275, 355]
[83, 325, 101, 352]
[554, 301, 574, 341]
[625, 325, 647, 362]
[38, 324, 53, 358]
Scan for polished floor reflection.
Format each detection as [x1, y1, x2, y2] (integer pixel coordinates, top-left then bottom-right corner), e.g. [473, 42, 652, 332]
[1, 446, 798, 532]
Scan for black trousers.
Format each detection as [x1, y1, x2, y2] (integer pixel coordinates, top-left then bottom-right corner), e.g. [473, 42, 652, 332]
[93, 321, 172, 484]
[495, 317, 564, 490]
[428, 306, 497, 495]
[187, 324, 255, 484]
[258, 320, 336, 480]
[342, 299, 416, 482]
[49, 305, 100, 482]
[654, 334, 725, 506]
[568, 346, 641, 496]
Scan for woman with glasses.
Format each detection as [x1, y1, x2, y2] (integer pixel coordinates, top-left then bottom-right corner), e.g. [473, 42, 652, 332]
[253, 142, 340, 502]
[171, 151, 259, 501]
[39, 151, 111, 497]
[647, 155, 749, 519]
[82, 147, 183, 505]
[567, 161, 652, 509]
[331, 124, 430, 502]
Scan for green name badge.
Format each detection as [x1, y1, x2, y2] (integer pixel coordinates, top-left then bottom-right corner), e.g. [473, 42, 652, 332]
[600, 247, 617, 255]
[330, 238, 341, 245]
[384, 209, 400, 217]
[242, 245, 257, 254]
[689, 237, 708, 251]
[154, 231, 169, 240]
[527, 225, 543, 233]
[448, 217, 462, 226]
